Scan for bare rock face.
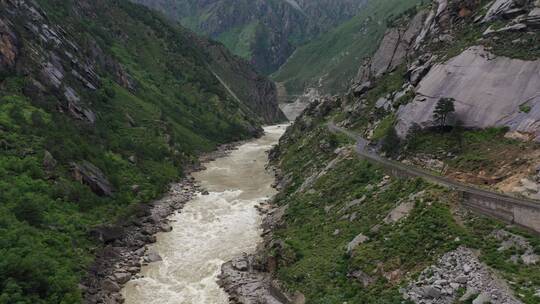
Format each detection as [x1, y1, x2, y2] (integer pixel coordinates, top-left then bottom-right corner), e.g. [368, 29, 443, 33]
[403, 247, 522, 304]
[396, 46, 540, 139]
[71, 161, 114, 196]
[1, 0, 104, 124]
[370, 10, 429, 77]
[0, 18, 18, 72]
[483, 0, 529, 22]
[346, 233, 369, 256]
[353, 8, 428, 89]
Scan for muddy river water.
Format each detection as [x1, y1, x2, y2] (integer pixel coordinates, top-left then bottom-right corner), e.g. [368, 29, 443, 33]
[122, 125, 287, 304]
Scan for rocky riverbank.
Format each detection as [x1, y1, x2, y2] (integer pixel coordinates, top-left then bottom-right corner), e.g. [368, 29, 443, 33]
[217, 202, 303, 304]
[216, 148, 305, 304]
[81, 143, 242, 304]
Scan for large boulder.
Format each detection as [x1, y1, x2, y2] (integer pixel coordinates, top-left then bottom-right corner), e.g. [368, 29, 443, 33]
[71, 161, 114, 196]
[396, 46, 540, 139]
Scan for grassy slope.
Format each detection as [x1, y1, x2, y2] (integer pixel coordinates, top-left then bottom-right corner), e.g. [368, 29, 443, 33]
[216, 21, 259, 59]
[272, 0, 424, 95]
[270, 117, 540, 303]
[0, 1, 265, 303]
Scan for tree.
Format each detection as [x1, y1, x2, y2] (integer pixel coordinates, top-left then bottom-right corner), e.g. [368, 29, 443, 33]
[14, 197, 45, 227]
[381, 126, 401, 157]
[433, 97, 455, 128]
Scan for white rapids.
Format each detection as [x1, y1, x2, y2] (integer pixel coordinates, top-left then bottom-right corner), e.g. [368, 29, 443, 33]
[121, 124, 287, 304]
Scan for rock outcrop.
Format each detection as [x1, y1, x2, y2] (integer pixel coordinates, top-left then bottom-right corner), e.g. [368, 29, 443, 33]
[370, 10, 429, 77]
[219, 254, 291, 304]
[1, 0, 101, 123]
[0, 18, 18, 72]
[403, 247, 522, 304]
[71, 161, 114, 197]
[352, 9, 428, 93]
[83, 179, 199, 304]
[483, 0, 530, 22]
[395, 46, 540, 138]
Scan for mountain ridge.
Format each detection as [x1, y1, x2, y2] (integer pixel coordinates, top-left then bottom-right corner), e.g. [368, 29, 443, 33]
[131, 0, 369, 74]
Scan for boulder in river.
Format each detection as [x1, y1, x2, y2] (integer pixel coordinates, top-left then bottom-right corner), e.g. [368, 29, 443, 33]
[144, 251, 162, 263]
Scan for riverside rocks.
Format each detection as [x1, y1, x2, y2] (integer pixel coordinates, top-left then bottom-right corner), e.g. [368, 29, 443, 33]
[82, 143, 239, 304]
[218, 254, 291, 304]
[218, 190, 300, 303]
[83, 179, 197, 304]
[402, 247, 522, 304]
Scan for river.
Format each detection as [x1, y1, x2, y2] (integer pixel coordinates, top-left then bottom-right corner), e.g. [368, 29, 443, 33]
[121, 124, 287, 304]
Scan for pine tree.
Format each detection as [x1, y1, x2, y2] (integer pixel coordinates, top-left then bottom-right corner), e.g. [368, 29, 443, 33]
[381, 126, 400, 157]
[433, 97, 456, 128]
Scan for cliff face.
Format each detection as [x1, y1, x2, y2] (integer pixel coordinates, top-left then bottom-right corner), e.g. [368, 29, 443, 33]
[131, 0, 368, 74]
[350, 0, 540, 140]
[396, 46, 540, 138]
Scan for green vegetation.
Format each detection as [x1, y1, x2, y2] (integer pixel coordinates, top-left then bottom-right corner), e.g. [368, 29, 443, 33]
[272, 0, 425, 94]
[372, 114, 396, 141]
[485, 31, 540, 60]
[332, 65, 407, 136]
[217, 22, 259, 59]
[381, 126, 400, 157]
[143, 0, 371, 74]
[404, 127, 539, 174]
[520, 104, 532, 113]
[0, 0, 269, 302]
[271, 122, 540, 303]
[433, 97, 456, 128]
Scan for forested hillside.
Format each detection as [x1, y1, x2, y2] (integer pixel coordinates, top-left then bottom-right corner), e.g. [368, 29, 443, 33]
[0, 0, 282, 302]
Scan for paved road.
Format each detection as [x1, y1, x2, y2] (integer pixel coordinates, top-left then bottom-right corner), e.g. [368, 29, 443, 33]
[328, 123, 540, 210]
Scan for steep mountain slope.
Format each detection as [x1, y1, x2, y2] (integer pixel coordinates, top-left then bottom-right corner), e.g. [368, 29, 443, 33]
[219, 0, 540, 303]
[0, 0, 282, 302]
[272, 0, 425, 95]
[131, 0, 369, 74]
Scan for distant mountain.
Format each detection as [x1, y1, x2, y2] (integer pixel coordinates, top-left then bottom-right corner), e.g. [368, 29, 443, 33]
[132, 0, 369, 74]
[272, 0, 425, 95]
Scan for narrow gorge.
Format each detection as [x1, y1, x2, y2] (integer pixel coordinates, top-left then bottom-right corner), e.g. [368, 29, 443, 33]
[1, 0, 540, 303]
[121, 125, 287, 303]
